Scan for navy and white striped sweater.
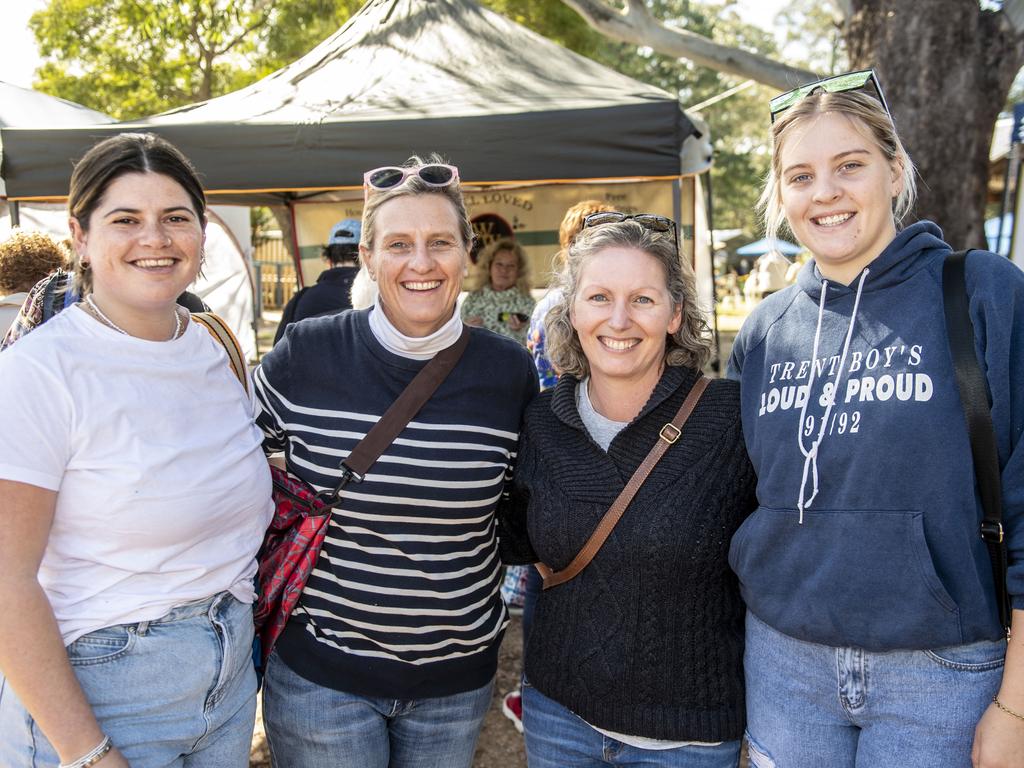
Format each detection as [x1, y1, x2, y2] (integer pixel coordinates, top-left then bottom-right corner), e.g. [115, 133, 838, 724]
[254, 308, 537, 698]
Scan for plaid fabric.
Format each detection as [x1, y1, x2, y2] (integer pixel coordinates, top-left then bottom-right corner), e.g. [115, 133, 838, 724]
[1, 276, 48, 351]
[500, 564, 529, 608]
[1, 271, 75, 351]
[254, 466, 333, 664]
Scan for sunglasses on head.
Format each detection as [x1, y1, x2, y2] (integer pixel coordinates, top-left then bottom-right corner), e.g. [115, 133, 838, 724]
[363, 164, 459, 196]
[582, 211, 679, 248]
[769, 69, 891, 124]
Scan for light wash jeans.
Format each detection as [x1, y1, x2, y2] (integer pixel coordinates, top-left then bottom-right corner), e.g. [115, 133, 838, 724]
[262, 649, 493, 768]
[744, 611, 1005, 768]
[0, 592, 257, 768]
[521, 678, 742, 768]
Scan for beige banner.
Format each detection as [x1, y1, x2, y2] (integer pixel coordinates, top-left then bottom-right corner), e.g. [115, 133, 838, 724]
[292, 178, 695, 289]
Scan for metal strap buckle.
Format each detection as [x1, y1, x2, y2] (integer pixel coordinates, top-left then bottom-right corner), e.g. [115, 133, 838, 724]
[981, 521, 1005, 544]
[659, 423, 681, 444]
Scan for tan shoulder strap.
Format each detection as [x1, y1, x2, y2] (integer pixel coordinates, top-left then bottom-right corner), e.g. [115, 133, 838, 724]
[535, 375, 711, 590]
[192, 312, 249, 397]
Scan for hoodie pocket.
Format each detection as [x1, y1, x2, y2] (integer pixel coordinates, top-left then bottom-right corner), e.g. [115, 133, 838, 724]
[729, 506, 962, 650]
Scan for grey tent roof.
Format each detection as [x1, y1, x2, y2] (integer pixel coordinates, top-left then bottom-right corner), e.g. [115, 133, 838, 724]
[1, 0, 695, 201]
[0, 80, 113, 128]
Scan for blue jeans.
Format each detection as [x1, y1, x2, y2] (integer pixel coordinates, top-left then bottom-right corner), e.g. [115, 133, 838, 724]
[262, 649, 493, 768]
[522, 679, 741, 768]
[744, 611, 1005, 767]
[0, 592, 257, 768]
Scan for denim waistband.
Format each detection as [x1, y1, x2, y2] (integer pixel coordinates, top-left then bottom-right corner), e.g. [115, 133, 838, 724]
[129, 591, 236, 635]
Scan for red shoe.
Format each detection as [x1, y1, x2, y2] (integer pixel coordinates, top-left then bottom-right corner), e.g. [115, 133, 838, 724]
[501, 689, 524, 733]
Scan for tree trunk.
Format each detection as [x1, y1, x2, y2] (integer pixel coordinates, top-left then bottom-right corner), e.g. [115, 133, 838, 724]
[846, 0, 1024, 248]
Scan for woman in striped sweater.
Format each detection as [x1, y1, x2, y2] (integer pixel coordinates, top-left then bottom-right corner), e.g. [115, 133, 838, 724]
[253, 156, 537, 768]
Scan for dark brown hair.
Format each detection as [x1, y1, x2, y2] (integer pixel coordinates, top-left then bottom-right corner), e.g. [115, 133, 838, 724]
[68, 133, 206, 293]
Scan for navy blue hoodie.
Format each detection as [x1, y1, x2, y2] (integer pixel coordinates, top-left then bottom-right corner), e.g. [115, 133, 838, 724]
[728, 222, 1024, 651]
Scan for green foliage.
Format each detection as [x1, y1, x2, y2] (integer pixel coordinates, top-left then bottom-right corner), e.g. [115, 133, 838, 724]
[28, 0, 844, 236]
[256, 0, 364, 75]
[478, 0, 781, 235]
[776, 0, 848, 74]
[29, 0, 362, 120]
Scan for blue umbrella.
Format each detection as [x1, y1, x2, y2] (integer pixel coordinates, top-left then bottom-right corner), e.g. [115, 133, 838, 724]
[985, 214, 1013, 255]
[736, 238, 802, 257]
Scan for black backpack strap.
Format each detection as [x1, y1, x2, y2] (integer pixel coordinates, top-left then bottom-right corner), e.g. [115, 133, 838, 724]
[942, 249, 1011, 632]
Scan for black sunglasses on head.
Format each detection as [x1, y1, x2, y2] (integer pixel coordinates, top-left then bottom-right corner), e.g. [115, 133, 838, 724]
[582, 212, 679, 249]
[769, 69, 891, 124]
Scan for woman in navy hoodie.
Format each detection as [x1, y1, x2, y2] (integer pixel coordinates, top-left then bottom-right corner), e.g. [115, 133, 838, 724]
[728, 71, 1024, 767]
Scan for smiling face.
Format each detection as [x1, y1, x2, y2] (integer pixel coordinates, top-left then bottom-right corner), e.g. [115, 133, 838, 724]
[571, 245, 681, 392]
[362, 193, 468, 337]
[489, 249, 519, 291]
[778, 111, 902, 284]
[71, 171, 204, 320]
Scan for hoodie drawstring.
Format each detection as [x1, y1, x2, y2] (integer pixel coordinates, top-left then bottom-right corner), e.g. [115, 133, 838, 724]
[796, 269, 869, 523]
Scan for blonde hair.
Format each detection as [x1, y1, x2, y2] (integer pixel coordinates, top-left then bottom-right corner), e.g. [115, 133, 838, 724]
[477, 237, 530, 295]
[359, 154, 473, 251]
[552, 200, 617, 272]
[759, 89, 917, 245]
[546, 220, 711, 378]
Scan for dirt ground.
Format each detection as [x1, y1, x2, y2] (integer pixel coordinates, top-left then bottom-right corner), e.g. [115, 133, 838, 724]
[248, 617, 527, 768]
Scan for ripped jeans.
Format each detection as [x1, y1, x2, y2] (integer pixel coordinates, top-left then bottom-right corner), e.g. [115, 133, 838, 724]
[743, 611, 1004, 768]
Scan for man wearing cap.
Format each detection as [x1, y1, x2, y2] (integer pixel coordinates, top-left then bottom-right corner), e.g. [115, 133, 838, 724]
[273, 218, 361, 343]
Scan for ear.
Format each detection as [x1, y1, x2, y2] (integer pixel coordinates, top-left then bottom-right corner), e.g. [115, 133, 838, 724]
[889, 159, 904, 199]
[359, 244, 376, 280]
[69, 217, 88, 257]
[667, 302, 683, 336]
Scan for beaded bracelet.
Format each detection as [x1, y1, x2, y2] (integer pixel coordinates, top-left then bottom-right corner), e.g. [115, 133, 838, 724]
[58, 735, 112, 768]
[993, 695, 1024, 723]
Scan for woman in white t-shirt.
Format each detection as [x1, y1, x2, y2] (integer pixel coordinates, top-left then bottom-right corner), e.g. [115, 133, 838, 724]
[0, 134, 273, 768]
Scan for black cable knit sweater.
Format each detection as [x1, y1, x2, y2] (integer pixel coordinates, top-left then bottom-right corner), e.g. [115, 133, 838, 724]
[498, 365, 757, 742]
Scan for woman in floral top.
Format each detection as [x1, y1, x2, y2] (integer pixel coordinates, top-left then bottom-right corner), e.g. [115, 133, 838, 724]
[461, 238, 535, 344]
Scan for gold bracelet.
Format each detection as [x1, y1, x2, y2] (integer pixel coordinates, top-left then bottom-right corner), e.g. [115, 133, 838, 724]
[993, 695, 1024, 723]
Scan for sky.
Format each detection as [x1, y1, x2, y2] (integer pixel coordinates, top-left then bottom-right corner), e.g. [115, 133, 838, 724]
[0, 0, 790, 92]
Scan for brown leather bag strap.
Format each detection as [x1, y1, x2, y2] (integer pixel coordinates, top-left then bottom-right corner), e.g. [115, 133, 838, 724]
[193, 311, 249, 397]
[536, 375, 711, 590]
[317, 325, 471, 505]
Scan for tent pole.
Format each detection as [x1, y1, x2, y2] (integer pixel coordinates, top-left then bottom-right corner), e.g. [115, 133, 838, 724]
[10, 201, 20, 227]
[701, 173, 721, 373]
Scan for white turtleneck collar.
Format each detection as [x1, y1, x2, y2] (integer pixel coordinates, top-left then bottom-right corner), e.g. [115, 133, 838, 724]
[368, 301, 464, 360]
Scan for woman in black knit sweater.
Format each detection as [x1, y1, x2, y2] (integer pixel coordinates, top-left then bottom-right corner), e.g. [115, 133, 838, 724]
[499, 214, 757, 767]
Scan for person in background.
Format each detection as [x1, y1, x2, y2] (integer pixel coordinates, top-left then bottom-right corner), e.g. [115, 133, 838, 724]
[273, 217, 361, 343]
[729, 70, 1024, 767]
[255, 156, 537, 768]
[0, 132, 272, 768]
[461, 237, 535, 344]
[748, 249, 791, 299]
[498, 199, 616, 732]
[501, 213, 756, 767]
[0, 230, 67, 335]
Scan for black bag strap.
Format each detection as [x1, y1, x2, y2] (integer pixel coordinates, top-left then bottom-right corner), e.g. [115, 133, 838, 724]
[942, 249, 1011, 632]
[316, 325, 472, 506]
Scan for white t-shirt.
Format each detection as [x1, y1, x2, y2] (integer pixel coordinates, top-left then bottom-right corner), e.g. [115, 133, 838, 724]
[0, 305, 274, 644]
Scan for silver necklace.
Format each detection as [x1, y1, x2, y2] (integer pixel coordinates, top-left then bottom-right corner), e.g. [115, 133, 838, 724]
[85, 294, 182, 341]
